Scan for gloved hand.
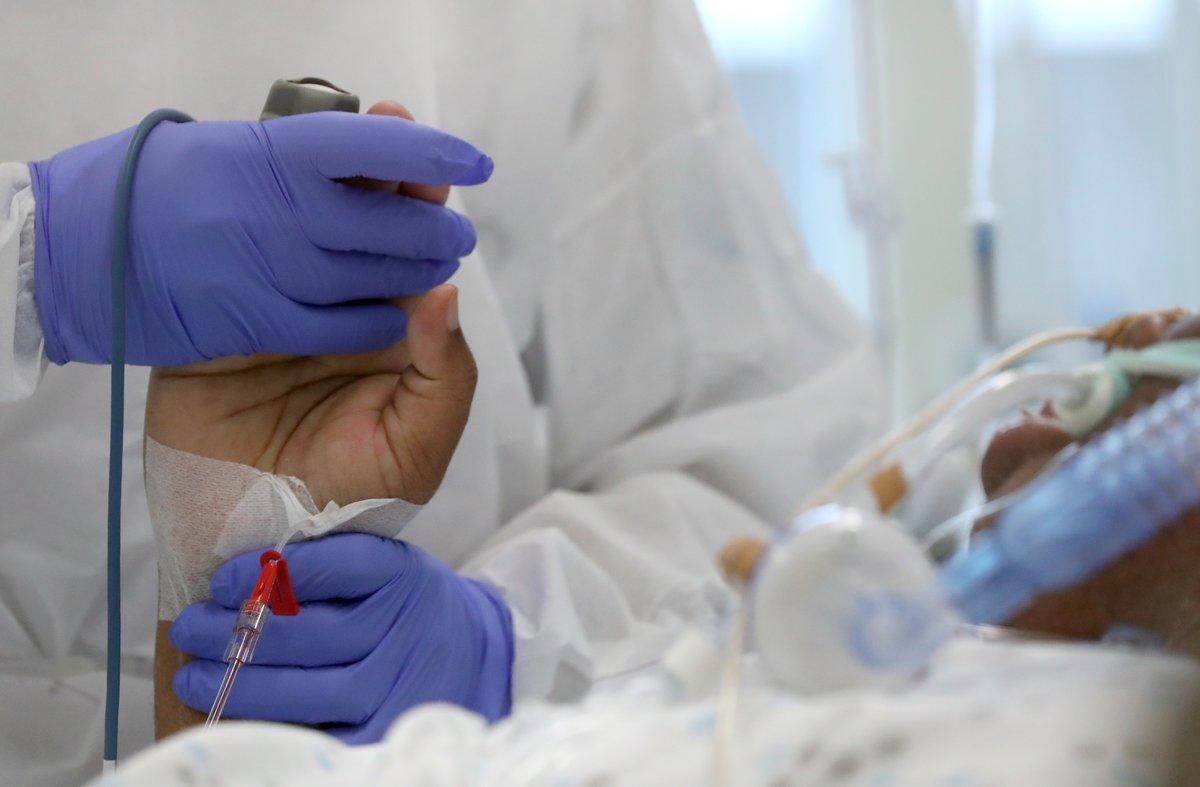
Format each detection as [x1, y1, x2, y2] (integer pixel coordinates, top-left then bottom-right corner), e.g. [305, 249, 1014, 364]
[170, 533, 514, 743]
[29, 112, 493, 365]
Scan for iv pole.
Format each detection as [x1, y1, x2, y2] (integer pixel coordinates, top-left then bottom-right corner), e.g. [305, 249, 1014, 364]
[840, 0, 899, 403]
[968, 0, 1000, 355]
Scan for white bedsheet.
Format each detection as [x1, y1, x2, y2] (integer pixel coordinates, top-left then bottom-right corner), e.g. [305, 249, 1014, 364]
[94, 635, 1200, 786]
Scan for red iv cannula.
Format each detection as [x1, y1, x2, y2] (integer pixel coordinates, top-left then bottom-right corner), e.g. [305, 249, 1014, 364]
[204, 549, 299, 727]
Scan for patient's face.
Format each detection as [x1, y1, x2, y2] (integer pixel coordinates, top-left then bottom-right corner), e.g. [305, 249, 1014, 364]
[978, 312, 1200, 656]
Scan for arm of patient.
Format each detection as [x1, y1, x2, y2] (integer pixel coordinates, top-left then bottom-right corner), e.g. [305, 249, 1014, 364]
[146, 100, 477, 736]
[145, 437, 429, 736]
[146, 275, 475, 736]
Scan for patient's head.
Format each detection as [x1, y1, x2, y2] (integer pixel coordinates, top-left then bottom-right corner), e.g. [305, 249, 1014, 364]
[978, 311, 1200, 656]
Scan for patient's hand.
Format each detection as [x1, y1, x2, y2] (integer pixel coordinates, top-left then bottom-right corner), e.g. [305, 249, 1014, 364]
[146, 284, 474, 506]
[145, 101, 475, 507]
[147, 100, 477, 740]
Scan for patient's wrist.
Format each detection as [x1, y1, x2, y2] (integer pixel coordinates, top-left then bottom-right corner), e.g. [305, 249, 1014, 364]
[146, 435, 424, 738]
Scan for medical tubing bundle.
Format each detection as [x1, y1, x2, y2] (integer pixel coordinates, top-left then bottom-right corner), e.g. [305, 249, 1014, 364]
[940, 375, 1200, 625]
[105, 108, 195, 767]
[799, 326, 1095, 512]
[712, 321, 1200, 782]
[800, 310, 1194, 516]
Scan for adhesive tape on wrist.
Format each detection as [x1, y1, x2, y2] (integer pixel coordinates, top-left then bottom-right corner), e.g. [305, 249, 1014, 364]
[146, 436, 421, 618]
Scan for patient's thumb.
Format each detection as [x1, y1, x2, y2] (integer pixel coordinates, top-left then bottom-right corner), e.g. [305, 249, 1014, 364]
[398, 283, 477, 446]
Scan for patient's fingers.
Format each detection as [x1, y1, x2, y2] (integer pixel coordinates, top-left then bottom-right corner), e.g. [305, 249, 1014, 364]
[403, 285, 476, 390]
[381, 284, 477, 504]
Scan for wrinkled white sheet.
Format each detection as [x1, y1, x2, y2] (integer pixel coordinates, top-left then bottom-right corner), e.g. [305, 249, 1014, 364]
[95, 635, 1200, 786]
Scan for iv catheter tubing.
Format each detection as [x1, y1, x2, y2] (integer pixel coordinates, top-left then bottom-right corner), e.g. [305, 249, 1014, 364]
[719, 338, 1093, 777]
[105, 108, 194, 765]
[205, 659, 243, 727]
[798, 327, 1095, 514]
[713, 607, 747, 787]
[907, 369, 1087, 483]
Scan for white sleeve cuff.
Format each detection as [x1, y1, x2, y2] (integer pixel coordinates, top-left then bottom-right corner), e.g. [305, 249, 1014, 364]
[0, 162, 47, 401]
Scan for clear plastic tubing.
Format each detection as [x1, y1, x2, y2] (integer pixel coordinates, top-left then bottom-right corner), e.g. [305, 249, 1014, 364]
[940, 376, 1200, 624]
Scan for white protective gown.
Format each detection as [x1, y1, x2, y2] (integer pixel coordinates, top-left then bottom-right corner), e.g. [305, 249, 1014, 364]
[0, 1, 881, 784]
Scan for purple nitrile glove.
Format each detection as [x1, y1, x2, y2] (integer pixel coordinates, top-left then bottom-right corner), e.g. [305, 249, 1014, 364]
[170, 533, 513, 743]
[29, 111, 493, 365]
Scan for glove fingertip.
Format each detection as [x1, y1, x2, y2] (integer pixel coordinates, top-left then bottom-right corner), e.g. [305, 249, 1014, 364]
[453, 153, 494, 186]
[456, 213, 478, 258]
[343, 308, 407, 354]
[210, 558, 250, 608]
[426, 259, 461, 290]
[167, 614, 191, 652]
[430, 263, 460, 295]
[172, 664, 204, 709]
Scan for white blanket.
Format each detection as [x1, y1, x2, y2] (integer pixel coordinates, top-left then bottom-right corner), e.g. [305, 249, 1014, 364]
[94, 636, 1200, 786]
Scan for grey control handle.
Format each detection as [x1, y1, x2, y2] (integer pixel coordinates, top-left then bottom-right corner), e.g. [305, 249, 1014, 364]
[260, 77, 359, 120]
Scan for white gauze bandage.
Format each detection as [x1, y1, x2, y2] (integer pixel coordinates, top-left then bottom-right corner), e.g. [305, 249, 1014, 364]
[146, 436, 421, 619]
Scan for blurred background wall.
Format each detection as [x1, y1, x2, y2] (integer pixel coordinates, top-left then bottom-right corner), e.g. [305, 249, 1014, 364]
[695, 0, 1200, 420]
